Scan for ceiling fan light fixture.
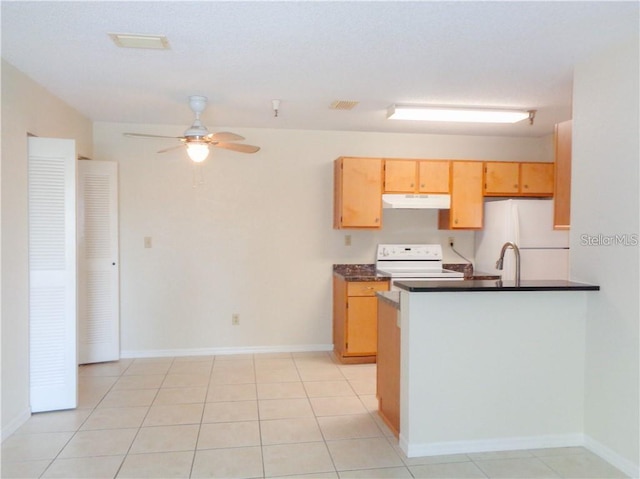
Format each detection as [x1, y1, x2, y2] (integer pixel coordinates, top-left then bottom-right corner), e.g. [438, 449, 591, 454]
[387, 105, 532, 124]
[186, 142, 210, 163]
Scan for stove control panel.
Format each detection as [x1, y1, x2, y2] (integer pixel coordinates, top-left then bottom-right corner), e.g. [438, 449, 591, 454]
[376, 244, 443, 261]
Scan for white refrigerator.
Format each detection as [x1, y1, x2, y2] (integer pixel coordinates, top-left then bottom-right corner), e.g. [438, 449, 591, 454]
[474, 199, 570, 280]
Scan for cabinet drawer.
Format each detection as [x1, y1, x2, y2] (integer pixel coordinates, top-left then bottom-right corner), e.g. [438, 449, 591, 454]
[347, 281, 388, 297]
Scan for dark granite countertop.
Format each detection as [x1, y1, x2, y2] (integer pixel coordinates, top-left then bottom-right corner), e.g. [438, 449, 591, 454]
[394, 279, 600, 292]
[334, 263, 479, 281]
[333, 264, 387, 282]
[469, 271, 502, 280]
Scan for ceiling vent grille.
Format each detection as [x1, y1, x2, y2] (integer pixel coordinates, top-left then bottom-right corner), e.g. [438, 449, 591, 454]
[109, 33, 170, 50]
[330, 100, 359, 110]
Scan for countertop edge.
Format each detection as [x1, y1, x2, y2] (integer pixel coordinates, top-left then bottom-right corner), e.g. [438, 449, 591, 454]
[394, 280, 600, 292]
[376, 291, 400, 309]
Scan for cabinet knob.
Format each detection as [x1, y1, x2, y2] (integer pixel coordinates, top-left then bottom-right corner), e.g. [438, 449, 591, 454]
[375, 218, 379, 223]
[524, 184, 529, 188]
[420, 183, 425, 188]
[454, 218, 459, 224]
[514, 184, 518, 188]
[410, 183, 414, 187]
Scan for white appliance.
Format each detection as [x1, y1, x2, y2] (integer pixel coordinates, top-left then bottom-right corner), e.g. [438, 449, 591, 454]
[475, 199, 569, 280]
[376, 244, 464, 290]
[382, 194, 451, 209]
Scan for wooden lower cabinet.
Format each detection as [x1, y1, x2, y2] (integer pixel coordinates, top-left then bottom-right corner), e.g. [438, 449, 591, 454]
[333, 276, 389, 364]
[376, 297, 400, 437]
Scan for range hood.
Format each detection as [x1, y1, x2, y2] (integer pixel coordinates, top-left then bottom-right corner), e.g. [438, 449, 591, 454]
[382, 193, 451, 209]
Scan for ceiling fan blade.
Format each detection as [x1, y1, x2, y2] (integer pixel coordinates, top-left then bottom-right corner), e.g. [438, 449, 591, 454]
[213, 142, 261, 154]
[124, 132, 183, 140]
[157, 144, 185, 154]
[207, 131, 245, 142]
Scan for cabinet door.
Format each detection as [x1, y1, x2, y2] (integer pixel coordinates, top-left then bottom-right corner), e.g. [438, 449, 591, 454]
[521, 163, 554, 196]
[554, 120, 572, 229]
[333, 276, 347, 357]
[384, 159, 417, 193]
[418, 160, 450, 193]
[346, 296, 378, 354]
[377, 298, 400, 436]
[484, 162, 519, 195]
[449, 161, 483, 229]
[335, 157, 383, 228]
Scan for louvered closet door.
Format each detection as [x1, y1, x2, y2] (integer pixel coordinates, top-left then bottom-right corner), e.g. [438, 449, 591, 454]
[78, 160, 119, 364]
[28, 137, 77, 412]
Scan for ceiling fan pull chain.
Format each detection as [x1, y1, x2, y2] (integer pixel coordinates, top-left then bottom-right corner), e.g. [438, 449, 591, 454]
[198, 163, 204, 185]
[192, 162, 205, 188]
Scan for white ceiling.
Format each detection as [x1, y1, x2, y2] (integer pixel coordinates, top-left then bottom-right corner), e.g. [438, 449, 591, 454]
[2, 1, 638, 138]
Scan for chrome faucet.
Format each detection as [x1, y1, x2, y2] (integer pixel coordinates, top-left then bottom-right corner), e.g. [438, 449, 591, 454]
[496, 241, 521, 285]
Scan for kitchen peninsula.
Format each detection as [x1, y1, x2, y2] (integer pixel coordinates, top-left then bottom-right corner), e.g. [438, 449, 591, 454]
[376, 279, 599, 458]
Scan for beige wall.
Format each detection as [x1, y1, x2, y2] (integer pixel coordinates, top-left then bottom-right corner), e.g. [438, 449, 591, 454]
[571, 39, 639, 473]
[1, 60, 93, 438]
[94, 121, 550, 357]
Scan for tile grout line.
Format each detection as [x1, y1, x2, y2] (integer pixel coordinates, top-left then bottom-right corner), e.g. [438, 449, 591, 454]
[294, 352, 340, 477]
[114, 357, 170, 478]
[36, 360, 136, 479]
[187, 355, 217, 479]
[251, 354, 268, 479]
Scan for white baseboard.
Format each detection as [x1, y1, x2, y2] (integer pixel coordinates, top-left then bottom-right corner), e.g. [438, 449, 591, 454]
[399, 433, 585, 458]
[584, 435, 640, 479]
[1, 407, 31, 442]
[120, 344, 333, 359]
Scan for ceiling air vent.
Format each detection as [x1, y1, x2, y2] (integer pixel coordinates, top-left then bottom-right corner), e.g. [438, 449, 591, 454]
[109, 33, 170, 50]
[330, 100, 359, 110]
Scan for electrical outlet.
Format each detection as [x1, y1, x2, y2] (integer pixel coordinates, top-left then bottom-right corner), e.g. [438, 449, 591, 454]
[144, 236, 152, 248]
[448, 236, 455, 247]
[344, 234, 352, 246]
[232, 314, 240, 325]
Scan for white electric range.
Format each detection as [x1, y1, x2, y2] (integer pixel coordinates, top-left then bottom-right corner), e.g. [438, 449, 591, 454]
[375, 244, 464, 290]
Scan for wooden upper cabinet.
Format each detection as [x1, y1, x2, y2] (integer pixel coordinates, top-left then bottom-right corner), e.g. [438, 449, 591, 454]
[439, 161, 483, 229]
[384, 159, 417, 193]
[484, 161, 554, 197]
[418, 160, 450, 193]
[334, 157, 383, 229]
[484, 162, 520, 195]
[521, 163, 554, 195]
[554, 120, 572, 229]
[384, 159, 450, 193]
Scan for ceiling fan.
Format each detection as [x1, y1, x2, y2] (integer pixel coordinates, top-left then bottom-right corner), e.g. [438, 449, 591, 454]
[124, 95, 260, 163]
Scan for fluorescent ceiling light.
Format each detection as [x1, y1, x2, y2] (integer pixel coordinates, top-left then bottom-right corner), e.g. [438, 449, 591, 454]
[109, 33, 170, 50]
[387, 105, 533, 124]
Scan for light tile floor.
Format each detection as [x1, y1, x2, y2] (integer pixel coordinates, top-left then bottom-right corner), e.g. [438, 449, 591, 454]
[1, 352, 629, 479]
